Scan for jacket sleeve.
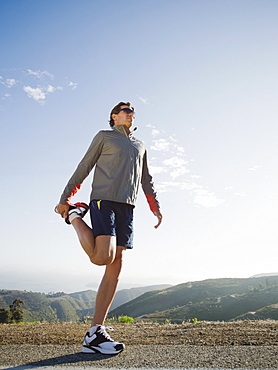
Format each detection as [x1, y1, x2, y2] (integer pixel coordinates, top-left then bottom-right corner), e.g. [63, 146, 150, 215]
[59, 131, 104, 204]
[141, 150, 160, 213]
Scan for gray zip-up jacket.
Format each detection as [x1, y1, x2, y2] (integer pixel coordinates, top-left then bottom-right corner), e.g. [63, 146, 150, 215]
[59, 125, 160, 212]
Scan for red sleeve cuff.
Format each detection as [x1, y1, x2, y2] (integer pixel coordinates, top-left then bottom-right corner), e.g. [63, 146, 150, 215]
[145, 194, 159, 213]
[66, 184, 81, 204]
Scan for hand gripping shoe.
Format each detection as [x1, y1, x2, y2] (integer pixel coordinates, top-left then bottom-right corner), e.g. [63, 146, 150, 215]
[65, 202, 89, 224]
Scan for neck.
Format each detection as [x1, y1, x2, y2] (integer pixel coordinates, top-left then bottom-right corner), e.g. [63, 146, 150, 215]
[123, 125, 131, 135]
[114, 124, 131, 135]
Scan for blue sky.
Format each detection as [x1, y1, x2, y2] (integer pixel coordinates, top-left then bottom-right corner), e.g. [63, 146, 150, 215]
[1, 0, 277, 293]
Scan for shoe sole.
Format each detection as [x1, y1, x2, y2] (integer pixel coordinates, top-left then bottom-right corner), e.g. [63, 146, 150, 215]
[82, 346, 96, 354]
[82, 344, 124, 355]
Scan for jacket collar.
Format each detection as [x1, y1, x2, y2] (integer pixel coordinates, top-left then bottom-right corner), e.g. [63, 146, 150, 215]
[113, 125, 133, 138]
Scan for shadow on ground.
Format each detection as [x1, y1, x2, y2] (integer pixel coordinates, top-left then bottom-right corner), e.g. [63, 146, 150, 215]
[1, 351, 117, 369]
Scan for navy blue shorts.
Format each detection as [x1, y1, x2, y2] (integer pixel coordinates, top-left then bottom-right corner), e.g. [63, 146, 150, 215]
[90, 200, 134, 249]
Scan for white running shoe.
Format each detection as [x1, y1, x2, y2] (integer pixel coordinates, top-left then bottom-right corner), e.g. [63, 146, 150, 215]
[65, 202, 89, 224]
[82, 325, 125, 355]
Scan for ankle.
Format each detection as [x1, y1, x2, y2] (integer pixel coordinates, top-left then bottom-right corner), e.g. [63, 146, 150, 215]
[89, 324, 102, 335]
[69, 214, 82, 224]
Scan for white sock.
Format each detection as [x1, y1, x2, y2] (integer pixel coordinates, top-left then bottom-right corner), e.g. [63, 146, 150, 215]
[68, 212, 81, 224]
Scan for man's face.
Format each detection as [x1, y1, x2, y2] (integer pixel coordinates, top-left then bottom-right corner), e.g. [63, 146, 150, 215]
[113, 105, 135, 129]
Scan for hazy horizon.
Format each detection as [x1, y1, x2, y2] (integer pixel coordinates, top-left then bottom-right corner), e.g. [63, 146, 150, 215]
[1, 271, 278, 295]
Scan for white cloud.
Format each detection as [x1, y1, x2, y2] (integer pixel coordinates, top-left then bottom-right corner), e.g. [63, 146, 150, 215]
[46, 85, 56, 93]
[138, 96, 149, 104]
[191, 189, 224, 208]
[248, 165, 262, 171]
[149, 126, 187, 156]
[6, 79, 16, 87]
[23, 84, 59, 103]
[23, 86, 47, 102]
[177, 146, 185, 153]
[151, 129, 160, 136]
[151, 138, 171, 152]
[69, 81, 77, 90]
[162, 157, 189, 179]
[156, 180, 200, 193]
[0, 69, 76, 109]
[147, 125, 224, 207]
[27, 69, 54, 80]
[2, 93, 12, 100]
[170, 167, 190, 179]
[163, 157, 187, 168]
[169, 136, 178, 142]
[234, 191, 245, 197]
[149, 165, 167, 175]
[0, 78, 16, 88]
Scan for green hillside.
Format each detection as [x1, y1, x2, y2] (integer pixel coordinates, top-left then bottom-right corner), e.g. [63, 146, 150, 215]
[109, 284, 172, 311]
[139, 286, 278, 322]
[109, 276, 278, 322]
[0, 285, 170, 322]
[232, 303, 278, 321]
[0, 290, 97, 322]
[1, 276, 277, 323]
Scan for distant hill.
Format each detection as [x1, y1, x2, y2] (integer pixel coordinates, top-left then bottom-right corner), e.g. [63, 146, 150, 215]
[110, 284, 172, 311]
[250, 272, 278, 278]
[0, 284, 171, 322]
[138, 286, 278, 322]
[232, 303, 278, 321]
[109, 276, 278, 322]
[1, 277, 277, 323]
[0, 289, 97, 322]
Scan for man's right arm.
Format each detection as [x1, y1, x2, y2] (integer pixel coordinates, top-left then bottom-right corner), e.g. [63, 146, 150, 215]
[58, 131, 104, 205]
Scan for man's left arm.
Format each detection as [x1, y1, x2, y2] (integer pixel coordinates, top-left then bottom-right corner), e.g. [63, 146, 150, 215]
[141, 151, 163, 228]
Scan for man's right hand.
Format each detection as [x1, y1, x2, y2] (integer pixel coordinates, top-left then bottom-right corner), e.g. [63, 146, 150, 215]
[55, 203, 70, 219]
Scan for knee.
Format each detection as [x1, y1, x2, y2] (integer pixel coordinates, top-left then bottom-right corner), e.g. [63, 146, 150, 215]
[90, 254, 114, 266]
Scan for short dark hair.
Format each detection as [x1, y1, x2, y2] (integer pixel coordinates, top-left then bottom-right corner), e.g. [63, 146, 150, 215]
[109, 101, 134, 127]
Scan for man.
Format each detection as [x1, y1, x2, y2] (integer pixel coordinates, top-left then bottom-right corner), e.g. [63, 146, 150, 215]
[55, 101, 162, 355]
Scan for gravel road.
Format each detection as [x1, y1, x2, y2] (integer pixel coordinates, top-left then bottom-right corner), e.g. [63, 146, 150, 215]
[0, 345, 277, 369]
[0, 321, 277, 369]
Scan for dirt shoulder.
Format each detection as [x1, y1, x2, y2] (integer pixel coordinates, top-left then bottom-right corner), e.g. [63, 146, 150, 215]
[0, 320, 277, 346]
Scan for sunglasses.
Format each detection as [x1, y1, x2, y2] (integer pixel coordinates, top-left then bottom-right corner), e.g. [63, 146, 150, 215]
[119, 108, 135, 116]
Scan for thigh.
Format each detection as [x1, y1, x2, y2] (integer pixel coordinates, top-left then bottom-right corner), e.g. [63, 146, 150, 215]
[90, 200, 116, 237]
[114, 203, 134, 249]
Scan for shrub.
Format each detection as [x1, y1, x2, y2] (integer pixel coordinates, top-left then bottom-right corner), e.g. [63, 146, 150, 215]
[118, 315, 134, 323]
[191, 317, 200, 323]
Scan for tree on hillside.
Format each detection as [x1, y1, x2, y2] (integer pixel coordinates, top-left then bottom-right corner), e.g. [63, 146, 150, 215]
[0, 308, 12, 323]
[9, 299, 24, 323]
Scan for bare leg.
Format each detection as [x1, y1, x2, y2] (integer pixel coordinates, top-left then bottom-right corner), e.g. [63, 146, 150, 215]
[70, 218, 125, 326]
[92, 246, 126, 326]
[71, 218, 95, 259]
[71, 218, 117, 266]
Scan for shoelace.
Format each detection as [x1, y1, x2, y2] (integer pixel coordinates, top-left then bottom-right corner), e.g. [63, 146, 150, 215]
[98, 325, 114, 341]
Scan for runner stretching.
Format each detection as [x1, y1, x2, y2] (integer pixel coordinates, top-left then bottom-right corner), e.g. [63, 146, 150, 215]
[55, 101, 162, 354]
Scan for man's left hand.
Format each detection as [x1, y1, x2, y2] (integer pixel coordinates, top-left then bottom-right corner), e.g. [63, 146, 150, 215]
[154, 210, 163, 229]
